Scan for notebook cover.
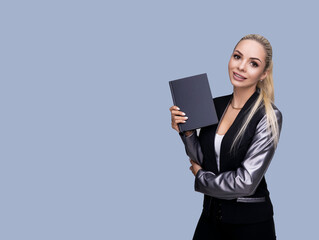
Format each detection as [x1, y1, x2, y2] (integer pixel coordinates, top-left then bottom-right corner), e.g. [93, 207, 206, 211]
[169, 73, 218, 132]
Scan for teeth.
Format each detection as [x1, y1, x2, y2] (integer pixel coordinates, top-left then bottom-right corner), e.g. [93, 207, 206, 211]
[235, 73, 244, 79]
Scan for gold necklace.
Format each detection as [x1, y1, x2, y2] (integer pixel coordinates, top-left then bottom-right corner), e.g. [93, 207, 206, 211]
[230, 100, 243, 110]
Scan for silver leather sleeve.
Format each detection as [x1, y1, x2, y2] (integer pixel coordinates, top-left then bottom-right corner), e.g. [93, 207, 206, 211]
[195, 109, 283, 200]
[179, 131, 204, 165]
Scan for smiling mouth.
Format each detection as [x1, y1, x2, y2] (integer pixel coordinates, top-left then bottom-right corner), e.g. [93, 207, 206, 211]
[233, 72, 247, 80]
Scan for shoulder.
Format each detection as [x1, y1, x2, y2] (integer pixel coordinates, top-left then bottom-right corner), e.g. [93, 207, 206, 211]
[271, 103, 283, 123]
[257, 102, 283, 130]
[262, 103, 283, 122]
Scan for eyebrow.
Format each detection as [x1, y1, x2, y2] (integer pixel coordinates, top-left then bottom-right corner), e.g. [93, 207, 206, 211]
[234, 50, 262, 63]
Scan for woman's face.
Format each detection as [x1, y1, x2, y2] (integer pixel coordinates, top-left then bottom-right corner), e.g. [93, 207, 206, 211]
[228, 39, 268, 90]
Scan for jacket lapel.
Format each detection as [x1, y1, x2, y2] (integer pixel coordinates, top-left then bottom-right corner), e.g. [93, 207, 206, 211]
[219, 89, 260, 172]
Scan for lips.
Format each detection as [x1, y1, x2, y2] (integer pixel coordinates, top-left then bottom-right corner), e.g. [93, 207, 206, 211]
[233, 72, 247, 81]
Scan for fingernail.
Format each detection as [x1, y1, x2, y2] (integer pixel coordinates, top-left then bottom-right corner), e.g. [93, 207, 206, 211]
[184, 117, 188, 119]
[182, 112, 186, 116]
[176, 107, 180, 110]
[183, 121, 186, 123]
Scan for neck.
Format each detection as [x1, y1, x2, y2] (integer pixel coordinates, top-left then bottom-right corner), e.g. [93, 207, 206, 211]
[232, 86, 257, 108]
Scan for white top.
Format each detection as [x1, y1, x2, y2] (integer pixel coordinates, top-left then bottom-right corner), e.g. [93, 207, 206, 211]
[215, 133, 225, 172]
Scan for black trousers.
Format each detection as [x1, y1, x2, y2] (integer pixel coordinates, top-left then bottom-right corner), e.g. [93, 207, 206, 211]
[193, 211, 276, 240]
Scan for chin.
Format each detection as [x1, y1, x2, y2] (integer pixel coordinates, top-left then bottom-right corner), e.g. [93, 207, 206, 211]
[230, 79, 245, 87]
[230, 79, 256, 89]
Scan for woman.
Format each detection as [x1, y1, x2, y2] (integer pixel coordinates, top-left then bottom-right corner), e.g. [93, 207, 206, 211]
[169, 34, 282, 240]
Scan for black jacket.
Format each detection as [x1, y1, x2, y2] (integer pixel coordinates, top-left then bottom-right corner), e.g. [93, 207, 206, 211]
[180, 89, 283, 224]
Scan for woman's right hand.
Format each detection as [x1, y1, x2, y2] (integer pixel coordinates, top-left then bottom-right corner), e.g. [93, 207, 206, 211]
[169, 106, 194, 136]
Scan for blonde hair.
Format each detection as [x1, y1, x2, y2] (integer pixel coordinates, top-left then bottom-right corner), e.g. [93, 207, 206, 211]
[231, 34, 280, 152]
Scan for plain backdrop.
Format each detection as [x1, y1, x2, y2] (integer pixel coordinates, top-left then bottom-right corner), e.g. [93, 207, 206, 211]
[1, 1, 318, 239]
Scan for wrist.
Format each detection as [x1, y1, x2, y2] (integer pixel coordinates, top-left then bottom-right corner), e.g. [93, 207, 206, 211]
[195, 168, 203, 178]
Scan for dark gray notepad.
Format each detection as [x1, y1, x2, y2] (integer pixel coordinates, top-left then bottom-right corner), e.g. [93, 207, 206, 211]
[169, 73, 218, 132]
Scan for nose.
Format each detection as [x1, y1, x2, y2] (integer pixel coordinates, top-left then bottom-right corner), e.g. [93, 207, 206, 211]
[238, 60, 246, 72]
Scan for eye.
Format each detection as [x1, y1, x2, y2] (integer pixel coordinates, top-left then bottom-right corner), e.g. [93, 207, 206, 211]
[250, 61, 259, 68]
[233, 54, 240, 60]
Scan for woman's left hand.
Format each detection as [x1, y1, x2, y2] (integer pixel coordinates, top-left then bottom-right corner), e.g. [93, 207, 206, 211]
[189, 159, 202, 176]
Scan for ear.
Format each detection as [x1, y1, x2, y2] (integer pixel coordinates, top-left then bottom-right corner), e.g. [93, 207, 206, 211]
[260, 70, 268, 81]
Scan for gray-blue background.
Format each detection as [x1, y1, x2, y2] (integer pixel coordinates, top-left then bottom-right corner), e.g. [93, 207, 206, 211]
[1, 1, 318, 239]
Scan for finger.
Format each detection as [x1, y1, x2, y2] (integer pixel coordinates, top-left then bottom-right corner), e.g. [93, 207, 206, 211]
[169, 106, 185, 116]
[171, 110, 186, 116]
[173, 119, 187, 124]
[172, 116, 188, 125]
[169, 106, 180, 111]
[173, 116, 188, 121]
